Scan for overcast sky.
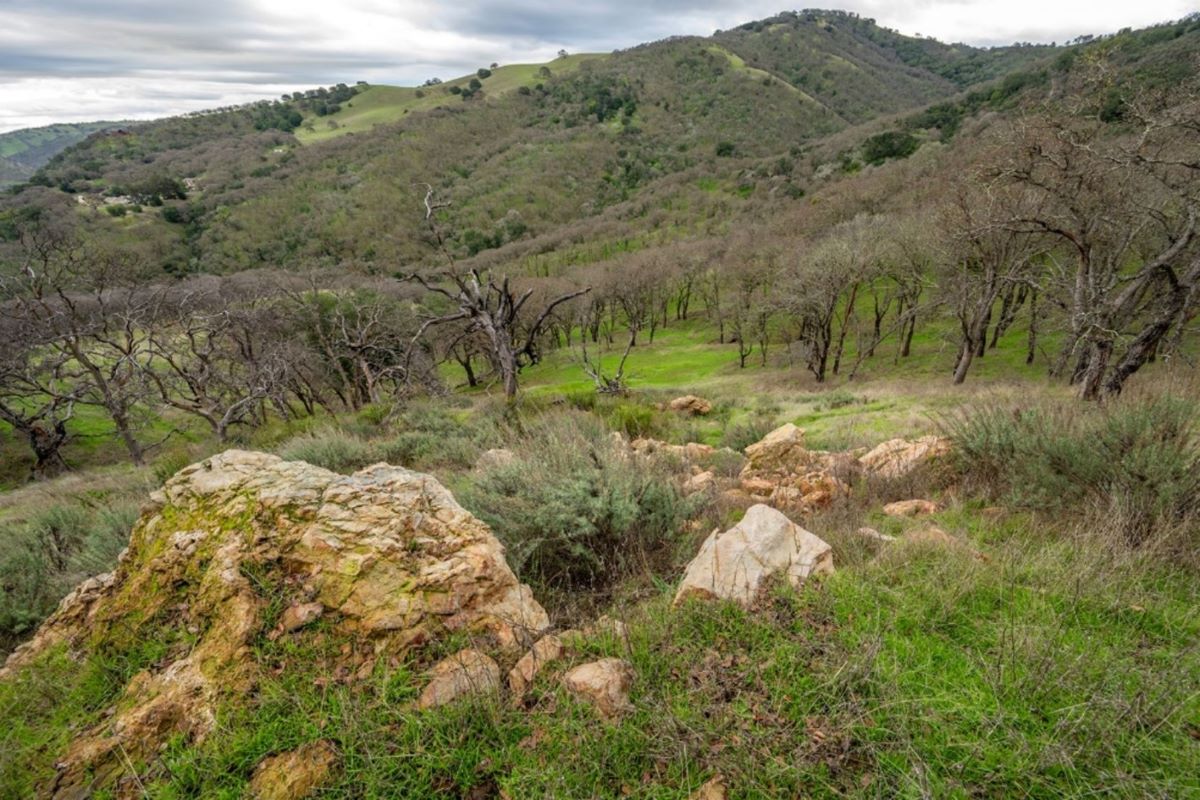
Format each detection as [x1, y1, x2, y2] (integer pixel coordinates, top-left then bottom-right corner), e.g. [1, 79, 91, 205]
[1, 0, 1195, 133]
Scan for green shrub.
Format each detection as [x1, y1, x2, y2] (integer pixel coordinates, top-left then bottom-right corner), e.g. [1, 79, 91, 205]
[461, 412, 698, 596]
[0, 503, 138, 654]
[277, 428, 377, 473]
[720, 413, 776, 452]
[945, 396, 1200, 546]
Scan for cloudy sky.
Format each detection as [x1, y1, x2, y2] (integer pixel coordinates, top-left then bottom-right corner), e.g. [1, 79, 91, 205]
[1, 0, 1195, 132]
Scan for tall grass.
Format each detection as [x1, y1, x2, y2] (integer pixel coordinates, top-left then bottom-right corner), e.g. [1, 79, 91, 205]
[944, 393, 1199, 554]
[0, 502, 139, 655]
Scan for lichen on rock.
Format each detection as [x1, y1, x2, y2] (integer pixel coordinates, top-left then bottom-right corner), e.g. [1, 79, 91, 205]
[1, 449, 548, 799]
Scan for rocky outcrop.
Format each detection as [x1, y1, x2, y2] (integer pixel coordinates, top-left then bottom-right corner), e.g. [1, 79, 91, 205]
[737, 424, 852, 513]
[1, 450, 547, 799]
[859, 436, 951, 480]
[674, 504, 833, 608]
[668, 395, 713, 416]
[562, 658, 635, 720]
[418, 648, 502, 709]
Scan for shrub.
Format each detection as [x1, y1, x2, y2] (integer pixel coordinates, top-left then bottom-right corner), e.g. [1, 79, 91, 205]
[277, 428, 377, 473]
[0, 502, 138, 654]
[720, 413, 776, 452]
[461, 412, 698, 597]
[945, 395, 1200, 547]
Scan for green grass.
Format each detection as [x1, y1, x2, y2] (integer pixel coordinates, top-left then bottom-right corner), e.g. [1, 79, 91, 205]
[296, 55, 606, 144]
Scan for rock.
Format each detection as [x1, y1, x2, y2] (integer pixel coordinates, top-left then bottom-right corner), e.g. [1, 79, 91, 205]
[418, 648, 502, 709]
[856, 526, 896, 543]
[270, 602, 323, 638]
[859, 436, 951, 480]
[630, 438, 714, 464]
[562, 658, 635, 720]
[508, 634, 565, 696]
[740, 476, 776, 497]
[558, 615, 629, 651]
[743, 423, 807, 473]
[882, 499, 938, 517]
[668, 395, 713, 416]
[683, 470, 717, 495]
[476, 448, 516, 471]
[248, 740, 339, 800]
[689, 775, 727, 800]
[1, 450, 547, 798]
[674, 504, 833, 608]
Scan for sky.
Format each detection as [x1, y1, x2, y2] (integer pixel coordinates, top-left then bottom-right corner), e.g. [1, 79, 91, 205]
[1, 0, 1196, 133]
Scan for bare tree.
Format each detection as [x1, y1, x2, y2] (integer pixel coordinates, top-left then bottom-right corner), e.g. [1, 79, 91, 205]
[407, 185, 589, 398]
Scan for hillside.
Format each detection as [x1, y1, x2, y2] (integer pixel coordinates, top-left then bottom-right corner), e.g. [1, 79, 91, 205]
[1, 9, 1200, 799]
[0, 121, 126, 187]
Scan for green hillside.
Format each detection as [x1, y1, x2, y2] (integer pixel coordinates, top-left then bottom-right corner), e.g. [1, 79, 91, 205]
[0, 120, 126, 186]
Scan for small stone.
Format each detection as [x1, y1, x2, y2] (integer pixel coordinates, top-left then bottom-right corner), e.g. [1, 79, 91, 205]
[689, 775, 727, 800]
[882, 499, 938, 517]
[683, 471, 717, 494]
[508, 635, 564, 696]
[856, 527, 896, 543]
[562, 658, 635, 720]
[417, 649, 501, 710]
[248, 740, 338, 800]
[275, 602, 323, 636]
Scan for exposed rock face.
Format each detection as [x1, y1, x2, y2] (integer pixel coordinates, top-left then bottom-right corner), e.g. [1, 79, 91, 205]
[882, 499, 938, 517]
[674, 504, 833, 608]
[248, 740, 339, 800]
[508, 634, 565, 697]
[418, 648, 502, 709]
[668, 395, 713, 416]
[859, 436, 951, 480]
[1, 450, 547, 799]
[562, 658, 635, 720]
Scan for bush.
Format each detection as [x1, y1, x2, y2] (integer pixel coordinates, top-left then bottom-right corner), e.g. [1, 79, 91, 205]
[0, 502, 137, 654]
[277, 428, 377, 473]
[945, 395, 1200, 547]
[461, 412, 698, 597]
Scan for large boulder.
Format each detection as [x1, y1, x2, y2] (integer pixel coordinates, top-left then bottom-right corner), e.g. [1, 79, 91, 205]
[743, 423, 809, 473]
[674, 504, 833, 608]
[1, 450, 547, 799]
[859, 436, 951, 480]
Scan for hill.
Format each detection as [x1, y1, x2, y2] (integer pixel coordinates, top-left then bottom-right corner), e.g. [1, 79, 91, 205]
[0, 121, 127, 187]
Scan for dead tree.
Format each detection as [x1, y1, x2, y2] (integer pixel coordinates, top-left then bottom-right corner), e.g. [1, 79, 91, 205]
[407, 185, 589, 398]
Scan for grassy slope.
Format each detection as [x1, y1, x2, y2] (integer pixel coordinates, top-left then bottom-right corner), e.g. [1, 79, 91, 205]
[296, 54, 605, 144]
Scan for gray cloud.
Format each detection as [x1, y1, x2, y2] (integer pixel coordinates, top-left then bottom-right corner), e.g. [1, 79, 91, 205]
[0, 0, 1193, 131]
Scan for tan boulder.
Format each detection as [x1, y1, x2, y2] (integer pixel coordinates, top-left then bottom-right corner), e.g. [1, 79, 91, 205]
[743, 423, 807, 473]
[418, 648, 502, 709]
[683, 470, 717, 494]
[740, 476, 776, 497]
[248, 740, 339, 800]
[668, 395, 713, 416]
[882, 499, 939, 517]
[2, 450, 547, 798]
[562, 658, 635, 720]
[508, 634, 565, 696]
[859, 436, 951, 480]
[674, 504, 833, 608]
